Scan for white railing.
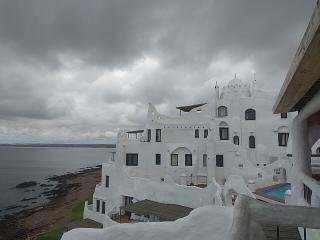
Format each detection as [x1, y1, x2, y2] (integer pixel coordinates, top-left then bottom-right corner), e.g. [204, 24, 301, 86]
[83, 201, 118, 228]
[297, 171, 320, 200]
[230, 195, 320, 240]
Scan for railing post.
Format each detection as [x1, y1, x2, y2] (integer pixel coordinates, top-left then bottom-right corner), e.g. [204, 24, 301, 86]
[304, 227, 306, 240]
[277, 226, 280, 240]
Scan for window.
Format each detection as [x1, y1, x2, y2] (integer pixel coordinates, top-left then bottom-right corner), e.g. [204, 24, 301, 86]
[195, 129, 199, 138]
[281, 113, 287, 119]
[156, 129, 161, 142]
[219, 127, 229, 140]
[96, 199, 100, 212]
[204, 129, 208, 138]
[126, 153, 138, 166]
[147, 129, 151, 142]
[110, 152, 116, 161]
[185, 154, 192, 166]
[124, 196, 133, 206]
[249, 136, 255, 148]
[171, 154, 178, 166]
[233, 135, 239, 145]
[217, 106, 228, 117]
[303, 184, 312, 204]
[216, 155, 224, 167]
[155, 154, 161, 165]
[105, 176, 109, 188]
[102, 201, 106, 214]
[203, 154, 207, 167]
[245, 109, 256, 120]
[278, 133, 289, 146]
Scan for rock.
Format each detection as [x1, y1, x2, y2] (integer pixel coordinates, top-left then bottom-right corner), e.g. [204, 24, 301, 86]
[5, 205, 20, 211]
[40, 183, 54, 187]
[21, 197, 37, 202]
[15, 181, 37, 189]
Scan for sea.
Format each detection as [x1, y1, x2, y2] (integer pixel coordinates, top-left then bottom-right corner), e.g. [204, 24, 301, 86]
[0, 145, 115, 219]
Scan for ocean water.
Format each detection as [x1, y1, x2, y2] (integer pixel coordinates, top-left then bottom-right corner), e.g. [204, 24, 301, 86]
[0, 146, 114, 219]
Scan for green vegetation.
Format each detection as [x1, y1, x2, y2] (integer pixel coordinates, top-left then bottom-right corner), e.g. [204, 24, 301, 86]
[36, 193, 94, 240]
[35, 227, 66, 240]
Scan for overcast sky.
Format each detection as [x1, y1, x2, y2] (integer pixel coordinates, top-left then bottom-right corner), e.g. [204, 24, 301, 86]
[0, 0, 316, 143]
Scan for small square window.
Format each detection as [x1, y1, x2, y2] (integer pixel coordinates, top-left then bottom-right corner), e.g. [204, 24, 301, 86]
[147, 129, 151, 142]
[126, 153, 138, 166]
[195, 129, 199, 138]
[171, 154, 178, 166]
[105, 176, 109, 188]
[185, 154, 192, 166]
[156, 129, 161, 142]
[204, 129, 208, 138]
[281, 113, 287, 119]
[219, 127, 229, 140]
[216, 155, 223, 167]
[96, 199, 100, 212]
[102, 201, 106, 214]
[278, 133, 289, 146]
[156, 154, 161, 165]
[203, 154, 207, 167]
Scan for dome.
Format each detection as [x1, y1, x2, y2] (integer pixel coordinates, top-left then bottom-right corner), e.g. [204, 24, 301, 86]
[227, 77, 243, 87]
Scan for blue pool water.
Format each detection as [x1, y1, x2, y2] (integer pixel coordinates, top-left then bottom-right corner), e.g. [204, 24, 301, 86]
[263, 183, 291, 201]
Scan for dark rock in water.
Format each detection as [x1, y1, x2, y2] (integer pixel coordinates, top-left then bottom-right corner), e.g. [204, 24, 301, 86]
[40, 183, 54, 187]
[21, 197, 37, 202]
[31, 201, 37, 204]
[16, 181, 37, 189]
[5, 205, 20, 211]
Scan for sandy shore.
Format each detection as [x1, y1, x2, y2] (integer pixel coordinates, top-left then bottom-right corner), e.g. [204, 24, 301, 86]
[0, 166, 101, 240]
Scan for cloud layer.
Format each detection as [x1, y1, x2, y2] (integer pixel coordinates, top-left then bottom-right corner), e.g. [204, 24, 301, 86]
[0, 0, 315, 143]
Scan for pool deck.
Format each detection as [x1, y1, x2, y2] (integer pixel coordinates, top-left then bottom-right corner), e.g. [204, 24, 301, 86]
[255, 182, 290, 204]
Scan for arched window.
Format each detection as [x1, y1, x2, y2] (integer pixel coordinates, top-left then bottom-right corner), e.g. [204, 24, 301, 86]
[245, 109, 256, 120]
[233, 136, 239, 145]
[217, 106, 228, 117]
[249, 136, 255, 148]
[278, 126, 289, 147]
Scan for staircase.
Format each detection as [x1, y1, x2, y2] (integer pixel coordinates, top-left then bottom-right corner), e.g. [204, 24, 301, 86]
[262, 225, 301, 240]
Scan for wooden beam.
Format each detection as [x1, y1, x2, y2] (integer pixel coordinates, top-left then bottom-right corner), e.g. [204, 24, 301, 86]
[274, 2, 320, 113]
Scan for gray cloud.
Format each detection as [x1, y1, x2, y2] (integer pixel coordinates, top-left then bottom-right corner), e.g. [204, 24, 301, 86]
[0, 0, 315, 143]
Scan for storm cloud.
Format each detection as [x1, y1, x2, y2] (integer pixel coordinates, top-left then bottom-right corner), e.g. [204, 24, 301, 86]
[0, 0, 315, 143]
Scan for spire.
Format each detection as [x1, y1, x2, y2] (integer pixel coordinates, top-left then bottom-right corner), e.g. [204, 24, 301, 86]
[214, 81, 219, 89]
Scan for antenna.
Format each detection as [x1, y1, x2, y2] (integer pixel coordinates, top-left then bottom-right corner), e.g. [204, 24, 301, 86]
[253, 72, 257, 83]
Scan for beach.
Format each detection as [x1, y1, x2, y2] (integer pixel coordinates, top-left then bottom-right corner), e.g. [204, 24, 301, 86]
[0, 166, 101, 240]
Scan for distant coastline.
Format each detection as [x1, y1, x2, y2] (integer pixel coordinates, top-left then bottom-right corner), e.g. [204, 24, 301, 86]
[0, 143, 116, 148]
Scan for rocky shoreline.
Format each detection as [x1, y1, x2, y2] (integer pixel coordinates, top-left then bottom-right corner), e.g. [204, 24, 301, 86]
[0, 165, 102, 240]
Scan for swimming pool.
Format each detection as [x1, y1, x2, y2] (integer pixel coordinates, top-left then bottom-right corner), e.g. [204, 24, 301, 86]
[256, 183, 291, 203]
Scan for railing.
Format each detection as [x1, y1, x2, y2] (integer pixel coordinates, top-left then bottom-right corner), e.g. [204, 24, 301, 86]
[230, 195, 320, 240]
[297, 171, 320, 201]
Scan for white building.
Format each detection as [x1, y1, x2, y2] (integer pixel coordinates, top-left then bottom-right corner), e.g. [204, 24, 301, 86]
[83, 77, 294, 226]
